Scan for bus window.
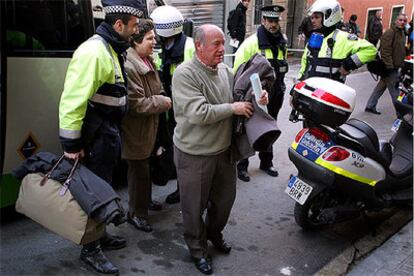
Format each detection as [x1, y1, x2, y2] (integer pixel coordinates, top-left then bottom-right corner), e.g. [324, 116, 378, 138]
[5, 0, 94, 57]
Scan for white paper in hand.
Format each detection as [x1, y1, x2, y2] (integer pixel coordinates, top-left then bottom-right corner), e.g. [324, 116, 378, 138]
[229, 38, 240, 48]
[250, 73, 268, 113]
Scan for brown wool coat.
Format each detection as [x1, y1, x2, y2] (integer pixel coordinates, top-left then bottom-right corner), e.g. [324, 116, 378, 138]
[380, 25, 407, 70]
[121, 48, 170, 160]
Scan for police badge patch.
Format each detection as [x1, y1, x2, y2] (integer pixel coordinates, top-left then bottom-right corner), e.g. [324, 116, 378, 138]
[347, 34, 358, 41]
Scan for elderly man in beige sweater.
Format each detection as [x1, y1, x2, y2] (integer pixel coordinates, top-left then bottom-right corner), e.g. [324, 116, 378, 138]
[172, 24, 268, 275]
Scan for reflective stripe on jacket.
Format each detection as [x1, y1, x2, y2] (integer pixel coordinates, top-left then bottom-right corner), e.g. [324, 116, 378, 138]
[299, 29, 377, 81]
[59, 34, 126, 150]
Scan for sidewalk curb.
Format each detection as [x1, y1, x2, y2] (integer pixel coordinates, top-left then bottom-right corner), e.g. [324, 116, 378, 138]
[315, 209, 413, 276]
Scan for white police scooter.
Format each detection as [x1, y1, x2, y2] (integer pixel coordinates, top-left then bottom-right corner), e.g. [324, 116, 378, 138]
[285, 76, 413, 230]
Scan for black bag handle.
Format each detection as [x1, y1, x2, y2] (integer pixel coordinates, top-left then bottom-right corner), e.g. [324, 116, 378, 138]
[39, 155, 79, 196]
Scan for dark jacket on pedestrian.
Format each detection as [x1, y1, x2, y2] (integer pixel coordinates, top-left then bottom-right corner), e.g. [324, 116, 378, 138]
[380, 25, 407, 70]
[298, 16, 313, 40]
[344, 21, 361, 37]
[367, 16, 383, 44]
[227, 1, 248, 43]
[12, 152, 125, 225]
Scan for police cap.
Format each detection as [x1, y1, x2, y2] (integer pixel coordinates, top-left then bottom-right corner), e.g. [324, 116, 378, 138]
[261, 5, 285, 20]
[102, 0, 145, 18]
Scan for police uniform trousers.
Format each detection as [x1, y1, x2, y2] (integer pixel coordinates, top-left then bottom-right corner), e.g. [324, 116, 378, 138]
[174, 146, 236, 259]
[126, 159, 151, 219]
[84, 119, 122, 184]
[83, 118, 122, 250]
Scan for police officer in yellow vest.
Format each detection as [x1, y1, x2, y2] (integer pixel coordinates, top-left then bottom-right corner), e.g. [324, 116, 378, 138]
[151, 6, 195, 204]
[59, 0, 144, 273]
[233, 5, 288, 182]
[298, 0, 376, 83]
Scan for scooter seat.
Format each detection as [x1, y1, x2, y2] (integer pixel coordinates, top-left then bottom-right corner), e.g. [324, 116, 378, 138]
[337, 118, 391, 167]
[345, 118, 379, 150]
[388, 120, 413, 178]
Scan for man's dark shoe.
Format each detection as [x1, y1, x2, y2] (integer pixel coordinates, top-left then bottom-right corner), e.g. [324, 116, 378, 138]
[365, 107, 381, 115]
[237, 169, 250, 182]
[209, 238, 232, 254]
[260, 166, 279, 177]
[166, 189, 180, 204]
[110, 213, 127, 226]
[148, 200, 162, 211]
[193, 257, 213, 275]
[100, 233, 126, 251]
[127, 216, 152, 232]
[80, 246, 119, 274]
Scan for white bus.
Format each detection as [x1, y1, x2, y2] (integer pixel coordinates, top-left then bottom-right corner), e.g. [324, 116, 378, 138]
[0, 0, 152, 209]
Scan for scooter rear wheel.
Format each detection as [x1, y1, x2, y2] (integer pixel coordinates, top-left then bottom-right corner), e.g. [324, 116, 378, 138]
[294, 189, 335, 230]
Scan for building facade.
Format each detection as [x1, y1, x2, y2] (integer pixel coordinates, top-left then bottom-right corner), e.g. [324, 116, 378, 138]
[306, 0, 413, 40]
[147, 0, 412, 59]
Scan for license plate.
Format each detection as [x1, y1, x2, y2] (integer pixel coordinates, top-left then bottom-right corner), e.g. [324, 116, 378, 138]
[391, 119, 402, 132]
[285, 176, 313, 205]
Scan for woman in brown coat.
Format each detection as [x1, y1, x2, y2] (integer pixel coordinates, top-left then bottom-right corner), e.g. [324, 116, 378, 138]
[122, 19, 172, 232]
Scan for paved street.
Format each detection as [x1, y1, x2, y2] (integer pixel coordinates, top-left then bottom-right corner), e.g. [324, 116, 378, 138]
[347, 222, 413, 276]
[1, 63, 412, 276]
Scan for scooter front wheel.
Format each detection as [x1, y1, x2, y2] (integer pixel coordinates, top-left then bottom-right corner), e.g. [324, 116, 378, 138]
[294, 189, 336, 230]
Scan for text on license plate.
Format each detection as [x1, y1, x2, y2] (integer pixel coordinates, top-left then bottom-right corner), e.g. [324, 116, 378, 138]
[284, 176, 313, 205]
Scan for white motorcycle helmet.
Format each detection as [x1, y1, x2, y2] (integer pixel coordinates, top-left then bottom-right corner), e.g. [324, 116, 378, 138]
[308, 0, 342, 27]
[150, 5, 184, 38]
